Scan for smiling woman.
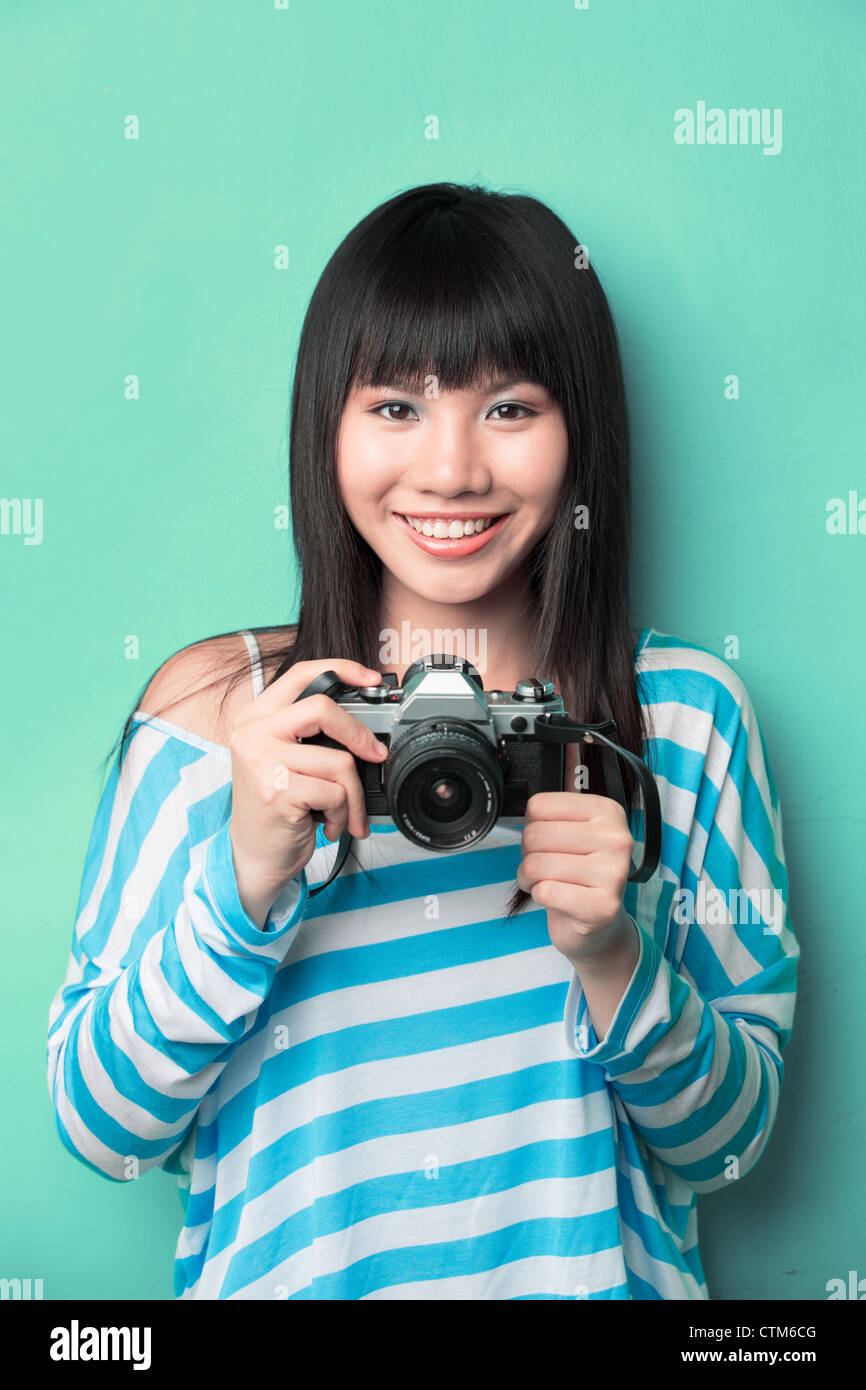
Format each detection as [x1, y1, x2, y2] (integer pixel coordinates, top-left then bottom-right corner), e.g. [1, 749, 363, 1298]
[47, 181, 798, 1303]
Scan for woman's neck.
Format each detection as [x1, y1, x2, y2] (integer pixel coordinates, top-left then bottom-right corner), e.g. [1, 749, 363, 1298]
[378, 567, 542, 691]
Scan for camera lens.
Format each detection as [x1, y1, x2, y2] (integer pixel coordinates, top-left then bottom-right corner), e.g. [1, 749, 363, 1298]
[386, 720, 503, 851]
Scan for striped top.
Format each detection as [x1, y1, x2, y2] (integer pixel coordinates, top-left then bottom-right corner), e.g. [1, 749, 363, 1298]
[46, 627, 799, 1300]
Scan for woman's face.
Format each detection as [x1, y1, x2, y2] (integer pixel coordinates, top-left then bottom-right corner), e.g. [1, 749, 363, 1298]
[336, 374, 570, 606]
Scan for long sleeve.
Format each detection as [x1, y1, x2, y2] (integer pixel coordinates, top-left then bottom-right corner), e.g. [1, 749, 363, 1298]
[563, 658, 799, 1195]
[46, 720, 309, 1183]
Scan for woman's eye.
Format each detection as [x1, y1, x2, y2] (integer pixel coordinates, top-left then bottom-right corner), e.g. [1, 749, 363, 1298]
[370, 401, 536, 422]
[371, 402, 417, 422]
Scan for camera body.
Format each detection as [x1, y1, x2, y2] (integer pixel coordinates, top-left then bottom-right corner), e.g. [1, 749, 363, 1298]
[309, 653, 565, 852]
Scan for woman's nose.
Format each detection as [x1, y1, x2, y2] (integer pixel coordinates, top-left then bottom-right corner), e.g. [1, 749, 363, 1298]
[404, 417, 492, 496]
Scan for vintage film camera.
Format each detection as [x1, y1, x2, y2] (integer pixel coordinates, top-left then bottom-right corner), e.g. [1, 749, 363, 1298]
[296, 654, 661, 896]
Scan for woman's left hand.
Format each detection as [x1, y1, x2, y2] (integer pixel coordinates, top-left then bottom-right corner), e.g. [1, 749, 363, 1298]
[516, 791, 636, 965]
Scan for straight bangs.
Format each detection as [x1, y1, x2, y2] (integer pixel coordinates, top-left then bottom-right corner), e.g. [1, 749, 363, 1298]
[345, 208, 570, 407]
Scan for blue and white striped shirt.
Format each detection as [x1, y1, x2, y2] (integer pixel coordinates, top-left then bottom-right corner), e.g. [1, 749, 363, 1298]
[46, 627, 799, 1299]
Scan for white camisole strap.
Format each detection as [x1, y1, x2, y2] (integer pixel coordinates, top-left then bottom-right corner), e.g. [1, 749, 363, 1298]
[239, 630, 265, 699]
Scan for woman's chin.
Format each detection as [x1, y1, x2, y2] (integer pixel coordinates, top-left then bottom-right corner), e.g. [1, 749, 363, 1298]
[382, 558, 507, 606]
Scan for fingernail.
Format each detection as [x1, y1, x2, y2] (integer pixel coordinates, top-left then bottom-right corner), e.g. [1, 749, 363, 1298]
[374, 740, 388, 756]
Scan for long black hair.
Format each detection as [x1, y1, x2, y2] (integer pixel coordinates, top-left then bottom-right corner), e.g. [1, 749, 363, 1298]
[109, 181, 654, 917]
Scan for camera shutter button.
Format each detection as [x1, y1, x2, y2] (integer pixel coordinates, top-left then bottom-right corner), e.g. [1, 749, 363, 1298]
[360, 685, 393, 702]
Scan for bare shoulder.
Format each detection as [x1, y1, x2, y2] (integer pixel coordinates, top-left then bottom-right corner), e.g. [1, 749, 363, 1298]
[138, 626, 297, 745]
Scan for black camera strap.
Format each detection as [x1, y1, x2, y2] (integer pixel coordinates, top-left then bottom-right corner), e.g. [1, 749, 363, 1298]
[289, 670, 356, 896]
[532, 713, 662, 883]
[308, 828, 354, 896]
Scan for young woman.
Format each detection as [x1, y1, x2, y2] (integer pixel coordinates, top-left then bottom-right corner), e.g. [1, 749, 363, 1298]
[46, 182, 799, 1300]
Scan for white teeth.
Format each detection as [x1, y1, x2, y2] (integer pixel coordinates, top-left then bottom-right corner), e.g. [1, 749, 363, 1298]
[403, 515, 496, 538]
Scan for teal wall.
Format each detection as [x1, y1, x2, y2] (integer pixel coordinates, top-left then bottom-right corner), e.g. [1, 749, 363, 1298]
[3, 0, 862, 1300]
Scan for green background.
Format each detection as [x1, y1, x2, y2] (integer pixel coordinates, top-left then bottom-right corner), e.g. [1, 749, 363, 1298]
[2, 0, 863, 1301]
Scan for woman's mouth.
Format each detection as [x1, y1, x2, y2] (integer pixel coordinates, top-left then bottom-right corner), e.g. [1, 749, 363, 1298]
[391, 512, 509, 557]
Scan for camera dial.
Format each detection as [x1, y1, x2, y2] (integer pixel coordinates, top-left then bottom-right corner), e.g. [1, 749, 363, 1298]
[513, 678, 556, 701]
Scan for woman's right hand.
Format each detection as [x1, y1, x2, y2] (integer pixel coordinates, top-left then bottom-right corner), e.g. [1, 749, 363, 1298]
[227, 659, 389, 927]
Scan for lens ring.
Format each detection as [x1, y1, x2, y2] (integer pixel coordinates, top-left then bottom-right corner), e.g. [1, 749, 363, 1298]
[387, 720, 503, 850]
